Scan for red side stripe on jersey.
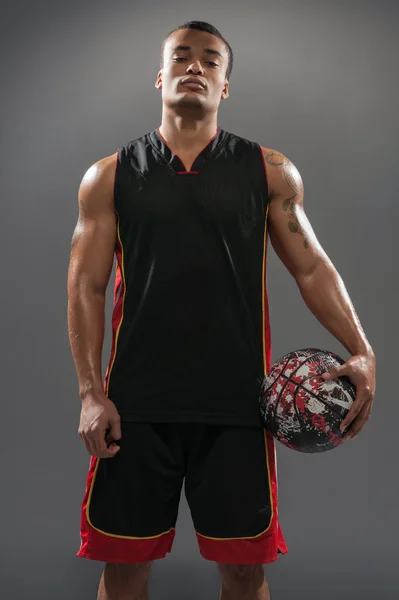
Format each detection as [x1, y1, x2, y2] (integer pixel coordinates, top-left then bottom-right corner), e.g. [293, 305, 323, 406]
[103, 219, 125, 396]
[260, 147, 272, 375]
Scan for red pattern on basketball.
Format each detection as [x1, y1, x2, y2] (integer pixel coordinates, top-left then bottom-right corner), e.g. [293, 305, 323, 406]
[259, 348, 356, 453]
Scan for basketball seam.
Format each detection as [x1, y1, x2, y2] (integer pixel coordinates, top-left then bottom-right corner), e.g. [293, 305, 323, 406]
[295, 376, 350, 418]
[279, 373, 351, 419]
[261, 355, 292, 396]
[291, 375, 309, 429]
[271, 352, 321, 425]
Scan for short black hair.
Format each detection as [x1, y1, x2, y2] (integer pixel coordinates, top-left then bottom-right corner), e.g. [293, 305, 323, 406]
[160, 21, 233, 80]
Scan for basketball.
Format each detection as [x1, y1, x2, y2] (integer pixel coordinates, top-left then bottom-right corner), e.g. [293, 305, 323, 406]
[259, 348, 356, 453]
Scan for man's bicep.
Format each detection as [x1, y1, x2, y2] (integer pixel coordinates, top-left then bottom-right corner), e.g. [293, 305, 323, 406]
[68, 155, 118, 295]
[263, 147, 324, 279]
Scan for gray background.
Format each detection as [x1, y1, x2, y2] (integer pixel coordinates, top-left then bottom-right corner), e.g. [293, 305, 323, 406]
[1, 0, 397, 598]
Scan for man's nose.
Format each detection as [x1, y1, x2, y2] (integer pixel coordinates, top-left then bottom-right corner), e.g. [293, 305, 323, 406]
[187, 61, 204, 74]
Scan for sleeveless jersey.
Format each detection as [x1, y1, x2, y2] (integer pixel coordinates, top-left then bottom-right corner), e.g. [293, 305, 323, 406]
[104, 127, 272, 427]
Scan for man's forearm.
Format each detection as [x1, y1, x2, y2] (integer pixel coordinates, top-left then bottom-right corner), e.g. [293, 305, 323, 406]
[295, 259, 374, 357]
[68, 290, 106, 399]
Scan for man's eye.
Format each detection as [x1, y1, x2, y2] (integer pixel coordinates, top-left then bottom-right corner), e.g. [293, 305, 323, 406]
[173, 57, 186, 62]
[208, 62, 219, 67]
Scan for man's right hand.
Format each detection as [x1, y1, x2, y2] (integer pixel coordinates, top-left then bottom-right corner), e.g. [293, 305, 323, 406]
[78, 393, 122, 458]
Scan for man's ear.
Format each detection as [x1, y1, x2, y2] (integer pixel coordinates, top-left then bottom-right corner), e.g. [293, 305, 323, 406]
[155, 70, 163, 90]
[221, 81, 229, 100]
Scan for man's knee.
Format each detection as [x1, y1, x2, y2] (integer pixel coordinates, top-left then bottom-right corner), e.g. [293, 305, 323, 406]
[217, 563, 265, 593]
[102, 561, 153, 594]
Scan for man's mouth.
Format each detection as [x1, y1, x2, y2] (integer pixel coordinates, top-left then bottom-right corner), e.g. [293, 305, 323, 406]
[180, 78, 206, 90]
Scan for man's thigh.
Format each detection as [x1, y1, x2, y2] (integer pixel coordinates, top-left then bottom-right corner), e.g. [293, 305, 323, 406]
[78, 422, 185, 563]
[184, 424, 279, 564]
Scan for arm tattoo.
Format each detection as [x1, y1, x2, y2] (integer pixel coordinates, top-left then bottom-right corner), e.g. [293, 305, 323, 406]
[266, 151, 309, 249]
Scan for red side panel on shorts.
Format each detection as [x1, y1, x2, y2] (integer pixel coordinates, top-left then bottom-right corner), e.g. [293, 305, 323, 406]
[77, 456, 175, 563]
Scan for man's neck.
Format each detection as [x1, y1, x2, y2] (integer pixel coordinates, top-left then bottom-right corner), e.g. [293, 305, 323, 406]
[158, 113, 218, 153]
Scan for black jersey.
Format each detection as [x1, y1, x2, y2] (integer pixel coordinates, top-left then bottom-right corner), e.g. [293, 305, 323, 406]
[104, 127, 272, 427]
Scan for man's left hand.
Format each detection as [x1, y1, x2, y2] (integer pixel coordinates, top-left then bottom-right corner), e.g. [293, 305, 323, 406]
[321, 352, 376, 442]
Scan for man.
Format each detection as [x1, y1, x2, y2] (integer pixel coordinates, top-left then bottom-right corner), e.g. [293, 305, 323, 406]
[67, 20, 376, 600]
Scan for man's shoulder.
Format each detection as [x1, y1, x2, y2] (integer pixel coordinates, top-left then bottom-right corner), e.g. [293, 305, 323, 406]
[223, 129, 264, 151]
[258, 147, 303, 201]
[118, 130, 155, 155]
[80, 152, 118, 190]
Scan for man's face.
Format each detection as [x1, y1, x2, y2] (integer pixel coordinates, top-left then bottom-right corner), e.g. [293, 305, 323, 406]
[155, 29, 229, 114]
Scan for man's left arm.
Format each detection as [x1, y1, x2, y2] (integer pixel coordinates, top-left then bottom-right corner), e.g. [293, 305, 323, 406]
[262, 147, 376, 441]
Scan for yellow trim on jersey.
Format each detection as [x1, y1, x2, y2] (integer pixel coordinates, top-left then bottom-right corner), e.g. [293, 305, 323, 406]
[262, 203, 270, 376]
[105, 218, 126, 398]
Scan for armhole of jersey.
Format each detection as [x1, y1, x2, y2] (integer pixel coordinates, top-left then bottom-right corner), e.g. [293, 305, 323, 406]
[259, 145, 270, 211]
[260, 146, 268, 184]
[113, 147, 121, 218]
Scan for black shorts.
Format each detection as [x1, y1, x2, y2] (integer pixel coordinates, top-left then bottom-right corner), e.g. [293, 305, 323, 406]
[78, 423, 288, 564]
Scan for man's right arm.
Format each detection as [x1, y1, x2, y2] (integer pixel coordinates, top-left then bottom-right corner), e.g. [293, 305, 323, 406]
[67, 153, 121, 457]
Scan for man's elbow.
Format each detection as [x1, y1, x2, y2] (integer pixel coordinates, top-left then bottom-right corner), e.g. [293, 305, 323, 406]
[294, 255, 334, 287]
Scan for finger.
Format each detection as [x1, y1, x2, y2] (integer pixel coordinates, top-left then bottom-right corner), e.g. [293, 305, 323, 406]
[359, 396, 373, 425]
[105, 443, 121, 458]
[93, 427, 122, 458]
[90, 437, 120, 458]
[339, 398, 364, 432]
[90, 426, 112, 457]
[104, 432, 121, 457]
[344, 401, 372, 441]
[343, 417, 365, 441]
[321, 365, 346, 380]
[80, 427, 118, 458]
[339, 385, 370, 431]
[109, 416, 122, 442]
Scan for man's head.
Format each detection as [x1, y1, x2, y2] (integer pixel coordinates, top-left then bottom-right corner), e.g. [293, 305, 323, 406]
[155, 21, 233, 116]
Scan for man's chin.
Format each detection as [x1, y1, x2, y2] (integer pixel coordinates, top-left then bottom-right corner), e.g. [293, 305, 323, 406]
[168, 95, 207, 111]
[177, 91, 205, 102]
